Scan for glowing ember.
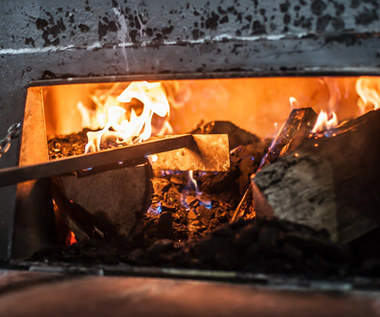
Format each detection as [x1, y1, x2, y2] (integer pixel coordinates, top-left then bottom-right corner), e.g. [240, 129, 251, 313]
[311, 111, 338, 133]
[356, 77, 380, 115]
[80, 81, 171, 153]
[65, 231, 77, 246]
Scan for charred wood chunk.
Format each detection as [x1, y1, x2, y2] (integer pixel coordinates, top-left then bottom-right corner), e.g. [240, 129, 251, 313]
[232, 108, 316, 223]
[252, 110, 380, 243]
[261, 107, 317, 167]
[199, 142, 267, 196]
[158, 211, 174, 239]
[53, 162, 153, 242]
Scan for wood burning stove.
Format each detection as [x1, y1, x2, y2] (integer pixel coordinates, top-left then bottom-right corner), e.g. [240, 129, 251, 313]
[0, 0, 380, 291]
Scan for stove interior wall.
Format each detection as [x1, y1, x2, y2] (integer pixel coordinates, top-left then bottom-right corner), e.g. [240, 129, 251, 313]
[13, 87, 56, 259]
[43, 77, 360, 141]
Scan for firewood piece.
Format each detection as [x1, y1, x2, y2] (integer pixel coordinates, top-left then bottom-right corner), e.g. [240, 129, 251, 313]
[53, 161, 153, 242]
[152, 134, 230, 172]
[260, 107, 318, 168]
[191, 120, 262, 150]
[252, 110, 380, 243]
[232, 108, 317, 223]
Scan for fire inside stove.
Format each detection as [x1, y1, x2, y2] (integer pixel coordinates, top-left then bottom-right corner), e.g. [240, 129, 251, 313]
[22, 77, 380, 276]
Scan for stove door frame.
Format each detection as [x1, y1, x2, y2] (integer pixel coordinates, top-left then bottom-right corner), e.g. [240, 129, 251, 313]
[0, 0, 380, 261]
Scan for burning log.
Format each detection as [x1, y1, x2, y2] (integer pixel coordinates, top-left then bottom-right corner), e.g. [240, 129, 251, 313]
[260, 107, 318, 168]
[252, 110, 380, 243]
[232, 108, 318, 222]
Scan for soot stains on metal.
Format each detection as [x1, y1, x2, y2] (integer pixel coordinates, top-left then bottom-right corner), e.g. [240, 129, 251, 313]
[10, 0, 379, 56]
[98, 17, 118, 41]
[35, 16, 66, 47]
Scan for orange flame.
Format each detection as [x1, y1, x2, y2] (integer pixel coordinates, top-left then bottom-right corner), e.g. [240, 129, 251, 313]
[312, 111, 338, 133]
[66, 231, 77, 246]
[356, 77, 380, 115]
[80, 81, 171, 153]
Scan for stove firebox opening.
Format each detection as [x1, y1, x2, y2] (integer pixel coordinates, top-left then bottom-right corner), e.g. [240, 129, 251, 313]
[19, 76, 380, 278]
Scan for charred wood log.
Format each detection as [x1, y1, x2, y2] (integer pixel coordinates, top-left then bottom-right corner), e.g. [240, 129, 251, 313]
[260, 107, 318, 168]
[232, 108, 317, 222]
[252, 110, 380, 243]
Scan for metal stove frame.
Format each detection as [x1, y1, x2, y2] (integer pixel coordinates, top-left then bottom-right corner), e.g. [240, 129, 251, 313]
[0, 0, 379, 261]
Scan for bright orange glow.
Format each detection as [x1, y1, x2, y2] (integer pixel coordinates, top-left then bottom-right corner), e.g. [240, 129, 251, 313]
[78, 81, 172, 153]
[356, 77, 380, 114]
[312, 111, 338, 133]
[66, 231, 77, 246]
[43, 77, 369, 142]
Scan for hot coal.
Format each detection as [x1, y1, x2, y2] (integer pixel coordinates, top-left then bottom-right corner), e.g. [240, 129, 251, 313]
[138, 174, 239, 244]
[48, 129, 131, 159]
[47, 121, 268, 242]
[32, 215, 380, 277]
[32, 217, 367, 276]
[48, 129, 89, 159]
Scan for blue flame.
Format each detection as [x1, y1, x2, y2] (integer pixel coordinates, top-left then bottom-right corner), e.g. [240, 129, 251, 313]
[148, 202, 162, 215]
[199, 199, 212, 209]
